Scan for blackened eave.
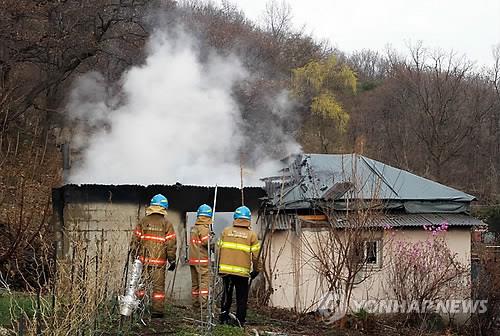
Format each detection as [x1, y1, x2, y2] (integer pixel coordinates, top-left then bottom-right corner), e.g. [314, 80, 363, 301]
[52, 184, 267, 214]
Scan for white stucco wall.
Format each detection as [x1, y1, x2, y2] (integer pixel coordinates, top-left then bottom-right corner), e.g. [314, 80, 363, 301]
[350, 229, 471, 304]
[267, 227, 472, 314]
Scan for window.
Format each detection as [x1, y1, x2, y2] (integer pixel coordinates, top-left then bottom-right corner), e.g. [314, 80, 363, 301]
[365, 241, 378, 265]
[351, 239, 382, 285]
[353, 240, 382, 268]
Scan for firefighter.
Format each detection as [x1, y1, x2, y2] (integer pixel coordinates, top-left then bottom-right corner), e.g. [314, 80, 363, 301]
[131, 194, 177, 318]
[188, 204, 212, 309]
[218, 205, 261, 327]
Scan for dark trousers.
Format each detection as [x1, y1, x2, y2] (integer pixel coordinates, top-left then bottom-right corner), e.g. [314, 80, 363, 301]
[220, 274, 249, 326]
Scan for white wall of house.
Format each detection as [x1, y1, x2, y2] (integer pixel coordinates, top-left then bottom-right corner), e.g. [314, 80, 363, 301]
[267, 227, 472, 314]
[350, 228, 471, 312]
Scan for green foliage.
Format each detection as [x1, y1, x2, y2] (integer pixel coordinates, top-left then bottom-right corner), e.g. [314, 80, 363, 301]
[292, 56, 357, 94]
[474, 206, 500, 233]
[246, 308, 270, 324]
[0, 293, 35, 326]
[353, 307, 369, 320]
[0, 295, 10, 326]
[291, 56, 357, 134]
[212, 324, 246, 336]
[311, 93, 349, 130]
[175, 331, 198, 336]
[424, 313, 445, 331]
[359, 80, 378, 92]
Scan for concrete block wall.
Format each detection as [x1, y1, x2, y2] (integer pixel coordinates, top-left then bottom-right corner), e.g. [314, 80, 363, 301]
[59, 202, 192, 304]
[57, 201, 262, 306]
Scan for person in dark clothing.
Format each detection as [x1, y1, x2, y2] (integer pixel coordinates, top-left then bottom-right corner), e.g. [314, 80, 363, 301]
[218, 206, 261, 326]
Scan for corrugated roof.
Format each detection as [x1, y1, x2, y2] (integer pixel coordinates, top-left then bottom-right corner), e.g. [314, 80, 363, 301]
[296, 213, 484, 229]
[268, 154, 475, 208]
[263, 214, 294, 230]
[382, 213, 484, 227]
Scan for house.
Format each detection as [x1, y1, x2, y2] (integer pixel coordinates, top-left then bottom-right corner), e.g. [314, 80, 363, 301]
[259, 153, 484, 315]
[51, 154, 483, 317]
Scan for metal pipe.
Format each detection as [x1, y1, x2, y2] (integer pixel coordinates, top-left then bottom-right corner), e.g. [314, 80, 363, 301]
[207, 185, 218, 331]
[118, 258, 143, 316]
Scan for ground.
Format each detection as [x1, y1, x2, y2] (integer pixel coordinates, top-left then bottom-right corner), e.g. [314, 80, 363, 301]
[0, 294, 469, 335]
[109, 304, 460, 336]
[115, 304, 363, 336]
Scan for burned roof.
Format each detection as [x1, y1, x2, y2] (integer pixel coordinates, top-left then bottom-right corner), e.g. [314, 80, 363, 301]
[52, 184, 267, 214]
[264, 154, 475, 212]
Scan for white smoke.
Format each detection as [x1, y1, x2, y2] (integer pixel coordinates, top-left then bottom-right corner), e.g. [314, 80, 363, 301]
[67, 29, 300, 186]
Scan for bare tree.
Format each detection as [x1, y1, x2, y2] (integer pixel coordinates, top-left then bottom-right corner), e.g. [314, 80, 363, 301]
[492, 45, 500, 104]
[262, 0, 293, 44]
[391, 45, 493, 180]
[488, 44, 500, 199]
[0, 0, 150, 127]
[348, 49, 389, 83]
[350, 44, 497, 195]
[0, 0, 153, 287]
[300, 202, 385, 325]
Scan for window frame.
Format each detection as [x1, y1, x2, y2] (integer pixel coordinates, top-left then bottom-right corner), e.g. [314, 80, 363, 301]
[361, 239, 382, 269]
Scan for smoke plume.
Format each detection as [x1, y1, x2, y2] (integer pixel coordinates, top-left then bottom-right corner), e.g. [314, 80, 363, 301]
[67, 29, 300, 186]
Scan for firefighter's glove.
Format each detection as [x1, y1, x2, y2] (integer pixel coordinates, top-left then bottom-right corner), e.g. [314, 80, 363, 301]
[250, 271, 259, 279]
[167, 261, 176, 271]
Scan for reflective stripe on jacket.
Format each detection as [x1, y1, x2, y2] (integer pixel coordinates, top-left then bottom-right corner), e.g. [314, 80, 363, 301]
[188, 216, 211, 266]
[132, 206, 177, 265]
[218, 218, 262, 277]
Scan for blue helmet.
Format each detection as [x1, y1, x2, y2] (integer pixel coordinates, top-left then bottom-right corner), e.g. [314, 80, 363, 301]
[197, 204, 213, 218]
[150, 194, 169, 209]
[234, 206, 251, 220]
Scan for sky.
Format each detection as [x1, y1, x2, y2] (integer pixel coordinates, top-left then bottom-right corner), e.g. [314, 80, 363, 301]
[215, 0, 500, 67]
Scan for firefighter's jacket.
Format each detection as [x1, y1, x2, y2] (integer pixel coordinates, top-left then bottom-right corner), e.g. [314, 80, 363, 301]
[132, 205, 177, 266]
[218, 218, 262, 278]
[188, 216, 212, 266]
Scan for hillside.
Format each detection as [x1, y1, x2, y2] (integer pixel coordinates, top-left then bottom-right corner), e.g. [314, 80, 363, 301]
[0, 1, 499, 335]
